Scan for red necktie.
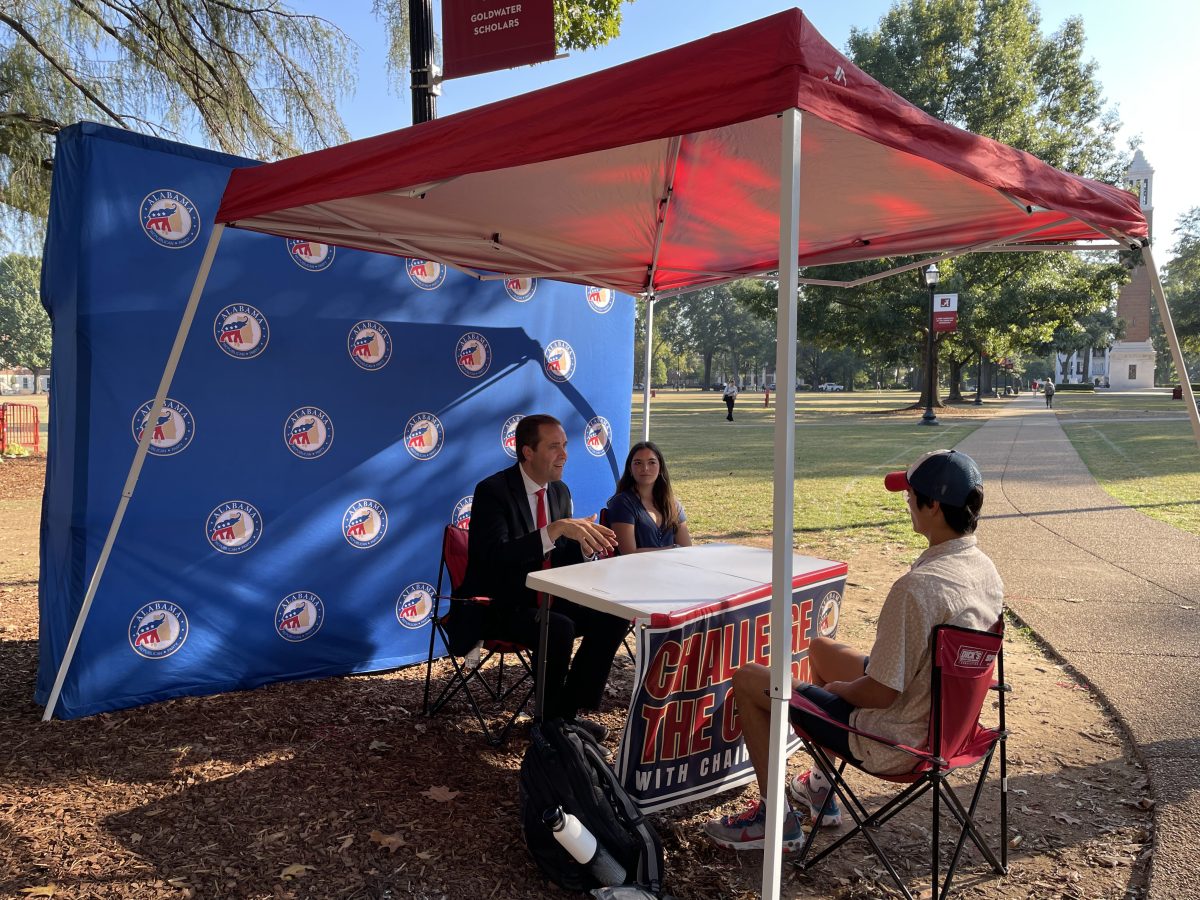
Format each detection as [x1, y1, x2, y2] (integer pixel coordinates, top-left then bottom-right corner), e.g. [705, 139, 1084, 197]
[535, 487, 547, 529]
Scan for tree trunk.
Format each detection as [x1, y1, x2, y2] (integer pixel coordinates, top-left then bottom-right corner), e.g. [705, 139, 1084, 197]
[915, 347, 945, 409]
[702, 352, 713, 389]
[982, 358, 997, 397]
[1082, 346, 1093, 384]
[946, 357, 964, 402]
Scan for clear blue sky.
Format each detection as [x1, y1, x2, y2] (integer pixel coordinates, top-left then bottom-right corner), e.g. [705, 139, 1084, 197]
[302, 1, 1197, 258]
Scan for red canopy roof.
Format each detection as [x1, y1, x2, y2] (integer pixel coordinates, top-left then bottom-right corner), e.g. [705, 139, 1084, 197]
[216, 8, 1146, 296]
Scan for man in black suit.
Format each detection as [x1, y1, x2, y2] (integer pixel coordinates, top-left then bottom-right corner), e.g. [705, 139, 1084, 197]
[452, 414, 628, 738]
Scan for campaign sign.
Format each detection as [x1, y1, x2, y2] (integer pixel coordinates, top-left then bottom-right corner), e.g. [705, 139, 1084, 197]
[615, 576, 844, 813]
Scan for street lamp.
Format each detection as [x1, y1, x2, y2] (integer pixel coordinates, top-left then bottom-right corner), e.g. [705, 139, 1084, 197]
[921, 263, 940, 426]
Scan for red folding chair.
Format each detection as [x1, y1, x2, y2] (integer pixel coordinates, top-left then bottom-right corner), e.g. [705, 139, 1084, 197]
[421, 524, 535, 747]
[789, 620, 1009, 900]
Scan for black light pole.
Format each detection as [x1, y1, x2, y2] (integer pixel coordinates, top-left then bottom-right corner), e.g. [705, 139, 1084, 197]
[975, 350, 984, 405]
[921, 263, 940, 426]
[409, 0, 438, 124]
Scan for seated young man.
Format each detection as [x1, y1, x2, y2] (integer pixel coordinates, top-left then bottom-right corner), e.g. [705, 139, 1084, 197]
[705, 449, 1004, 850]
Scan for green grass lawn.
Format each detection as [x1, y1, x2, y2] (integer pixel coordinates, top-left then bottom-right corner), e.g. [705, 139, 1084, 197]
[1063, 418, 1200, 535]
[629, 389, 1200, 551]
[629, 390, 988, 556]
[1051, 387, 1184, 418]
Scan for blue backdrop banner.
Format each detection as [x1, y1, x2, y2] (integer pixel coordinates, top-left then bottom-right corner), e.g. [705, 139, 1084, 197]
[36, 123, 634, 719]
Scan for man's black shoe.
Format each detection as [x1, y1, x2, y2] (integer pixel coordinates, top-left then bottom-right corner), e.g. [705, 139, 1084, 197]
[571, 716, 609, 743]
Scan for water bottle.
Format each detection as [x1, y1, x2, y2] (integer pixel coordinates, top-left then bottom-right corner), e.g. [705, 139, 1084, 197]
[464, 641, 484, 670]
[543, 806, 627, 886]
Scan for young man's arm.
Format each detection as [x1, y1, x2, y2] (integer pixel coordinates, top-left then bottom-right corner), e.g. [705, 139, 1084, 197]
[822, 675, 898, 709]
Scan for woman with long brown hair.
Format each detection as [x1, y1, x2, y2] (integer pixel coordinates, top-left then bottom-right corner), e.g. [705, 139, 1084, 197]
[606, 441, 692, 555]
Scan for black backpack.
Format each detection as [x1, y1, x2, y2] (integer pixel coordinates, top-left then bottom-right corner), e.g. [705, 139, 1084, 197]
[519, 719, 665, 896]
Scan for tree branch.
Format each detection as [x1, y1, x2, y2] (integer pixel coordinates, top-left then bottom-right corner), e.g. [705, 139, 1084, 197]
[0, 11, 132, 129]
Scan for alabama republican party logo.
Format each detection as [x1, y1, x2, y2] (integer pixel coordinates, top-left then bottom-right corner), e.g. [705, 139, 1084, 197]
[206, 500, 263, 554]
[452, 495, 473, 529]
[584, 416, 612, 458]
[342, 499, 388, 549]
[348, 320, 393, 371]
[404, 412, 444, 461]
[585, 285, 615, 314]
[396, 582, 435, 630]
[504, 276, 537, 302]
[213, 303, 269, 359]
[140, 189, 200, 249]
[544, 340, 576, 383]
[275, 591, 325, 642]
[500, 414, 523, 459]
[128, 601, 188, 659]
[132, 398, 195, 456]
[287, 238, 335, 271]
[818, 590, 841, 638]
[407, 258, 446, 290]
[284, 407, 334, 459]
[455, 331, 492, 378]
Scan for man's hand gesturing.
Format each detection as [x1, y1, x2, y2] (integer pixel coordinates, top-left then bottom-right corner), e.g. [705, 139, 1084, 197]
[546, 514, 617, 558]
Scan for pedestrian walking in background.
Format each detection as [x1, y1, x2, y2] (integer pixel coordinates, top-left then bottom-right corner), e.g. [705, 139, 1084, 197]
[723, 381, 738, 421]
[1044, 381, 1055, 409]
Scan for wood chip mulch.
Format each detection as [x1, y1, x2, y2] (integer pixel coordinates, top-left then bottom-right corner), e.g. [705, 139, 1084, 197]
[0, 457, 1153, 899]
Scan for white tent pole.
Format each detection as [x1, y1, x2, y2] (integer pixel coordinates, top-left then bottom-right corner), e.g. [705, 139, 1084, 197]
[41, 224, 226, 722]
[642, 293, 655, 442]
[762, 108, 802, 900]
[1142, 245, 1200, 449]
[637, 136, 681, 443]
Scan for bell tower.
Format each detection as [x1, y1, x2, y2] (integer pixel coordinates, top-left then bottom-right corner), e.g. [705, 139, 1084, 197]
[1108, 149, 1156, 389]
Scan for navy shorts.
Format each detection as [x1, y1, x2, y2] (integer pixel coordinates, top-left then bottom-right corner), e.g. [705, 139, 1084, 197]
[789, 657, 868, 764]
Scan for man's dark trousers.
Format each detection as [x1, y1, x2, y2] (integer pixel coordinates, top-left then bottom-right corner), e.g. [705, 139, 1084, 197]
[452, 463, 627, 720]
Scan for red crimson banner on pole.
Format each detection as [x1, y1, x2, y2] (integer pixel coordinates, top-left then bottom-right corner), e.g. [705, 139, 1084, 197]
[442, 0, 556, 80]
[933, 292, 958, 333]
[933, 311, 958, 332]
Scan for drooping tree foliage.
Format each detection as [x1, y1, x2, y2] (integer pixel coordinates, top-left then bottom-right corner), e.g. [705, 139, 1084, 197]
[0, 0, 359, 238]
[0, 1, 632, 244]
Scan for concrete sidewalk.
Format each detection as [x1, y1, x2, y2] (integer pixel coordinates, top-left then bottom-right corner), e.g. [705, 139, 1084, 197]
[955, 394, 1200, 900]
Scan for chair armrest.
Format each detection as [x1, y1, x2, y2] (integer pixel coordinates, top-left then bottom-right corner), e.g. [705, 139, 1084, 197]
[440, 594, 494, 607]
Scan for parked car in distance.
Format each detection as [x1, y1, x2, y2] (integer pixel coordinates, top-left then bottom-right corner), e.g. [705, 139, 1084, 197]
[818, 383, 844, 392]
[633, 382, 644, 390]
[766, 382, 777, 391]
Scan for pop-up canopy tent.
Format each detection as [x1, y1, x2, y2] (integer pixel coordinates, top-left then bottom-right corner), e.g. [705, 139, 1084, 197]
[46, 8, 1189, 897]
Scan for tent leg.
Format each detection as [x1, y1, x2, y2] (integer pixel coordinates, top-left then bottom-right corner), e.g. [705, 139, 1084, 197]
[641, 294, 655, 442]
[41, 224, 226, 722]
[762, 108, 802, 900]
[1142, 246, 1200, 449]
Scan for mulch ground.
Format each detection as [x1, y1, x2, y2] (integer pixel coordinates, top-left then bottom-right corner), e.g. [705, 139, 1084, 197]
[0, 456, 1154, 899]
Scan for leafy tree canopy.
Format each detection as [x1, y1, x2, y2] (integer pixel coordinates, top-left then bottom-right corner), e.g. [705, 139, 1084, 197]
[744, 0, 1130, 395]
[0, 252, 48, 373]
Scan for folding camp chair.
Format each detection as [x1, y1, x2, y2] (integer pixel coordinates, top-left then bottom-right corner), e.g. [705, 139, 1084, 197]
[789, 621, 1009, 900]
[421, 524, 535, 747]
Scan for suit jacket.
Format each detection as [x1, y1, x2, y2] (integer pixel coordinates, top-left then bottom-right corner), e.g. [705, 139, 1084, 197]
[448, 463, 582, 652]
